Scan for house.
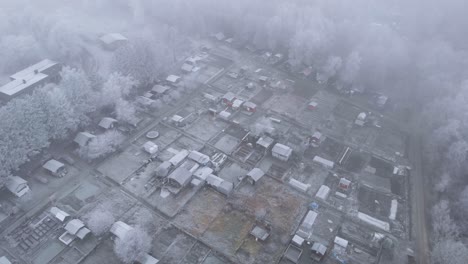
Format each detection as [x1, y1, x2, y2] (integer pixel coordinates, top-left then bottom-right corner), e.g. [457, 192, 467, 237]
[272, 143, 293, 161]
[43, 159, 67, 177]
[311, 242, 328, 261]
[59, 219, 91, 245]
[98, 117, 117, 130]
[110, 221, 133, 239]
[289, 178, 310, 193]
[256, 136, 274, 150]
[243, 101, 257, 113]
[99, 33, 128, 50]
[0, 59, 61, 101]
[167, 167, 192, 194]
[232, 99, 244, 110]
[291, 235, 305, 247]
[152, 85, 170, 96]
[0, 256, 11, 264]
[315, 185, 331, 200]
[300, 210, 318, 231]
[360, 173, 392, 194]
[169, 149, 189, 167]
[206, 174, 233, 195]
[50, 207, 70, 222]
[308, 101, 318, 110]
[246, 168, 264, 185]
[74, 132, 96, 147]
[355, 112, 367, 126]
[258, 76, 269, 84]
[250, 226, 270, 241]
[188, 151, 210, 165]
[312, 156, 334, 169]
[310, 131, 323, 146]
[143, 141, 159, 155]
[166, 75, 181, 85]
[338, 178, 351, 190]
[218, 110, 231, 121]
[5, 176, 30, 197]
[203, 93, 219, 104]
[222, 92, 236, 106]
[155, 161, 172, 177]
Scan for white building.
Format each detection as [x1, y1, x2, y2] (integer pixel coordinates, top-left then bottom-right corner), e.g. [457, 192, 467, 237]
[5, 176, 30, 197]
[272, 143, 293, 161]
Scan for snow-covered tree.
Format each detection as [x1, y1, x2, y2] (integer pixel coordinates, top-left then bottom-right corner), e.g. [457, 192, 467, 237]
[431, 239, 468, 264]
[115, 99, 138, 125]
[77, 130, 125, 160]
[431, 200, 459, 241]
[86, 209, 115, 236]
[100, 72, 138, 107]
[114, 227, 152, 264]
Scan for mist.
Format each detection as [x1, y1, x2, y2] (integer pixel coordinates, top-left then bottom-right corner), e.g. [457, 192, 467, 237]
[0, 0, 467, 263]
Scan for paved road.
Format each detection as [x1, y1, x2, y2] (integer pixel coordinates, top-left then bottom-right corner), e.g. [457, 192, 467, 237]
[408, 133, 430, 264]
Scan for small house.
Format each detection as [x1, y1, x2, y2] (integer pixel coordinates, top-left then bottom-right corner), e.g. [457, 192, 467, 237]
[193, 167, 213, 180]
[222, 92, 236, 106]
[5, 176, 30, 197]
[315, 185, 331, 200]
[206, 174, 233, 195]
[151, 85, 170, 96]
[308, 101, 318, 110]
[218, 110, 231, 121]
[203, 93, 219, 104]
[171, 114, 185, 127]
[98, 117, 117, 130]
[167, 167, 192, 193]
[231, 99, 244, 110]
[289, 178, 310, 193]
[110, 221, 133, 239]
[166, 75, 181, 85]
[210, 152, 227, 172]
[243, 101, 257, 113]
[300, 210, 318, 230]
[339, 178, 351, 190]
[245, 82, 255, 90]
[256, 136, 274, 150]
[250, 226, 270, 241]
[99, 33, 128, 50]
[312, 156, 334, 169]
[59, 219, 91, 245]
[258, 76, 269, 84]
[272, 143, 293, 161]
[355, 112, 367, 126]
[74, 132, 96, 147]
[43, 159, 67, 177]
[310, 131, 323, 146]
[292, 235, 304, 247]
[50, 207, 70, 222]
[143, 141, 159, 155]
[376, 95, 388, 108]
[169, 149, 189, 167]
[188, 151, 210, 165]
[246, 168, 264, 185]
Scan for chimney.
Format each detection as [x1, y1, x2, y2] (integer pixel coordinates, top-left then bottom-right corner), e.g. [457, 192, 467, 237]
[22, 79, 26, 84]
[34, 69, 39, 74]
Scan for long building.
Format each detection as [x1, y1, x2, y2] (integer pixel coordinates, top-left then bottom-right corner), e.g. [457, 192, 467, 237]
[0, 59, 61, 101]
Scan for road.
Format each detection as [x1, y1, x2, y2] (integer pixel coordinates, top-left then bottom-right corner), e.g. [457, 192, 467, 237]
[408, 133, 430, 264]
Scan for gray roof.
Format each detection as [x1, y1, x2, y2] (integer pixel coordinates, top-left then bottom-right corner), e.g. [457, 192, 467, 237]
[272, 143, 292, 156]
[250, 226, 269, 241]
[0, 73, 48, 96]
[188, 151, 210, 165]
[110, 221, 133, 239]
[301, 210, 318, 230]
[168, 167, 192, 187]
[257, 137, 274, 148]
[247, 168, 264, 182]
[152, 85, 170, 94]
[50, 207, 70, 222]
[98, 117, 117, 129]
[65, 219, 85, 235]
[74, 132, 96, 147]
[43, 159, 65, 173]
[311, 242, 327, 255]
[5, 176, 27, 193]
[222, 92, 236, 101]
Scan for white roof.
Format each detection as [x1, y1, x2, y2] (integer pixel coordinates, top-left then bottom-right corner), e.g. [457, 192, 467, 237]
[171, 115, 184, 123]
[10, 59, 59, 80]
[5, 176, 28, 195]
[43, 159, 65, 173]
[65, 219, 85, 235]
[50, 207, 70, 222]
[389, 199, 398, 220]
[181, 63, 194, 72]
[247, 168, 264, 182]
[312, 131, 322, 139]
[250, 226, 269, 241]
[169, 149, 189, 166]
[339, 178, 351, 186]
[110, 221, 133, 239]
[218, 110, 231, 119]
[289, 178, 310, 192]
[206, 174, 224, 187]
[166, 75, 181, 83]
[311, 242, 328, 255]
[312, 156, 334, 168]
[272, 143, 292, 157]
[0, 256, 11, 264]
[232, 99, 244, 108]
[257, 137, 274, 148]
[301, 210, 318, 230]
[315, 185, 331, 200]
[99, 33, 127, 45]
[334, 236, 349, 248]
[0, 73, 48, 97]
[193, 167, 213, 180]
[292, 235, 305, 246]
[357, 212, 390, 231]
[98, 117, 117, 129]
[76, 227, 91, 239]
[309, 101, 318, 107]
[152, 85, 170, 94]
[144, 141, 159, 154]
[188, 151, 210, 165]
[74, 132, 96, 147]
[357, 112, 367, 120]
[244, 101, 257, 109]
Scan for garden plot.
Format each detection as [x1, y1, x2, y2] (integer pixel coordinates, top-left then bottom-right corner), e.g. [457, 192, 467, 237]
[263, 94, 307, 119]
[120, 205, 168, 235]
[373, 128, 407, 162]
[333, 100, 363, 121]
[217, 162, 248, 185]
[151, 224, 199, 264]
[145, 184, 202, 218]
[98, 144, 146, 184]
[357, 186, 393, 221]
[174, 188, 227, 236]
[297, 90, 338, 129]
[80, 239, 121, 264]
[250, 88, 273, 105]
[318, 137, 348, 162]
[211, 75, 244, 93]
[346, 125, 378, 149]
[185, 113, 228, 141]
[369, 157, 395, 178]
[289, 165, 330, 196]
[60, 180, 104, 212]
[343, 150, 369, 172]
[78, 189, 137, 221]
[257, 156, 291, 181]
[123, 160, 161, 196]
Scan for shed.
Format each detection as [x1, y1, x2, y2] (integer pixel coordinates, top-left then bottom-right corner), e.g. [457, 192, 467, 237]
[334, 236, 349, 249]
[110, 221, 133, 239]
[193, 167, 213, 180]
[292, 235, 305, 247]
[250, 226, 270, 241]
[256, 137, 274, 149]
[50, 207, 70, 222]
[301, 210, 318, 230]
[168, 167, 192, 189]
[218, 181, 234, 195]
[289, 178, 310, 192]
[98, 117, 117, 130]
[246, 168, 264, 184]
[218, 110, 231, 120]
[155, 161, 172, 177]
[188, 151, 210, 165]
[152, 85, 170, 94]
[43, 159, 66, 176]
[64, 219, 90, 240]
[311, 242, 328, 257]
[166, 75, 181, 84]
[222, 92, 236, 105]
[243, 101, 257, 112]
[143, 141, 159, 155]
[339, 178, 351, 190]
[181, 63, 194, 73]
[315, 185, 331, 200]
[272, 143, 293, 161]
[232, 99, 244, 110]
[74, 132, 96, 147]
[99, 33, 128, 50]
[259, 76, 269, 83]
[5, 176, 30, 198]
[312, 156, 334, 169]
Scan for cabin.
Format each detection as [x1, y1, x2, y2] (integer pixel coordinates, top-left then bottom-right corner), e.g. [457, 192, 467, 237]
[5, 176, 30, 197]
[43, 159, 67, 177]
[99, 33, 128, 50]
[272, 143, 293, 161]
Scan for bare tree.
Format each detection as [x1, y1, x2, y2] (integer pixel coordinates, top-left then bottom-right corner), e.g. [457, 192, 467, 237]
[431, 200, 459, 241]
[114, 227, 152, 264]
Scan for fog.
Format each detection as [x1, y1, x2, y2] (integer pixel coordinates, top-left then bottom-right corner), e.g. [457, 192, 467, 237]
[0, 0, 467, 263]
